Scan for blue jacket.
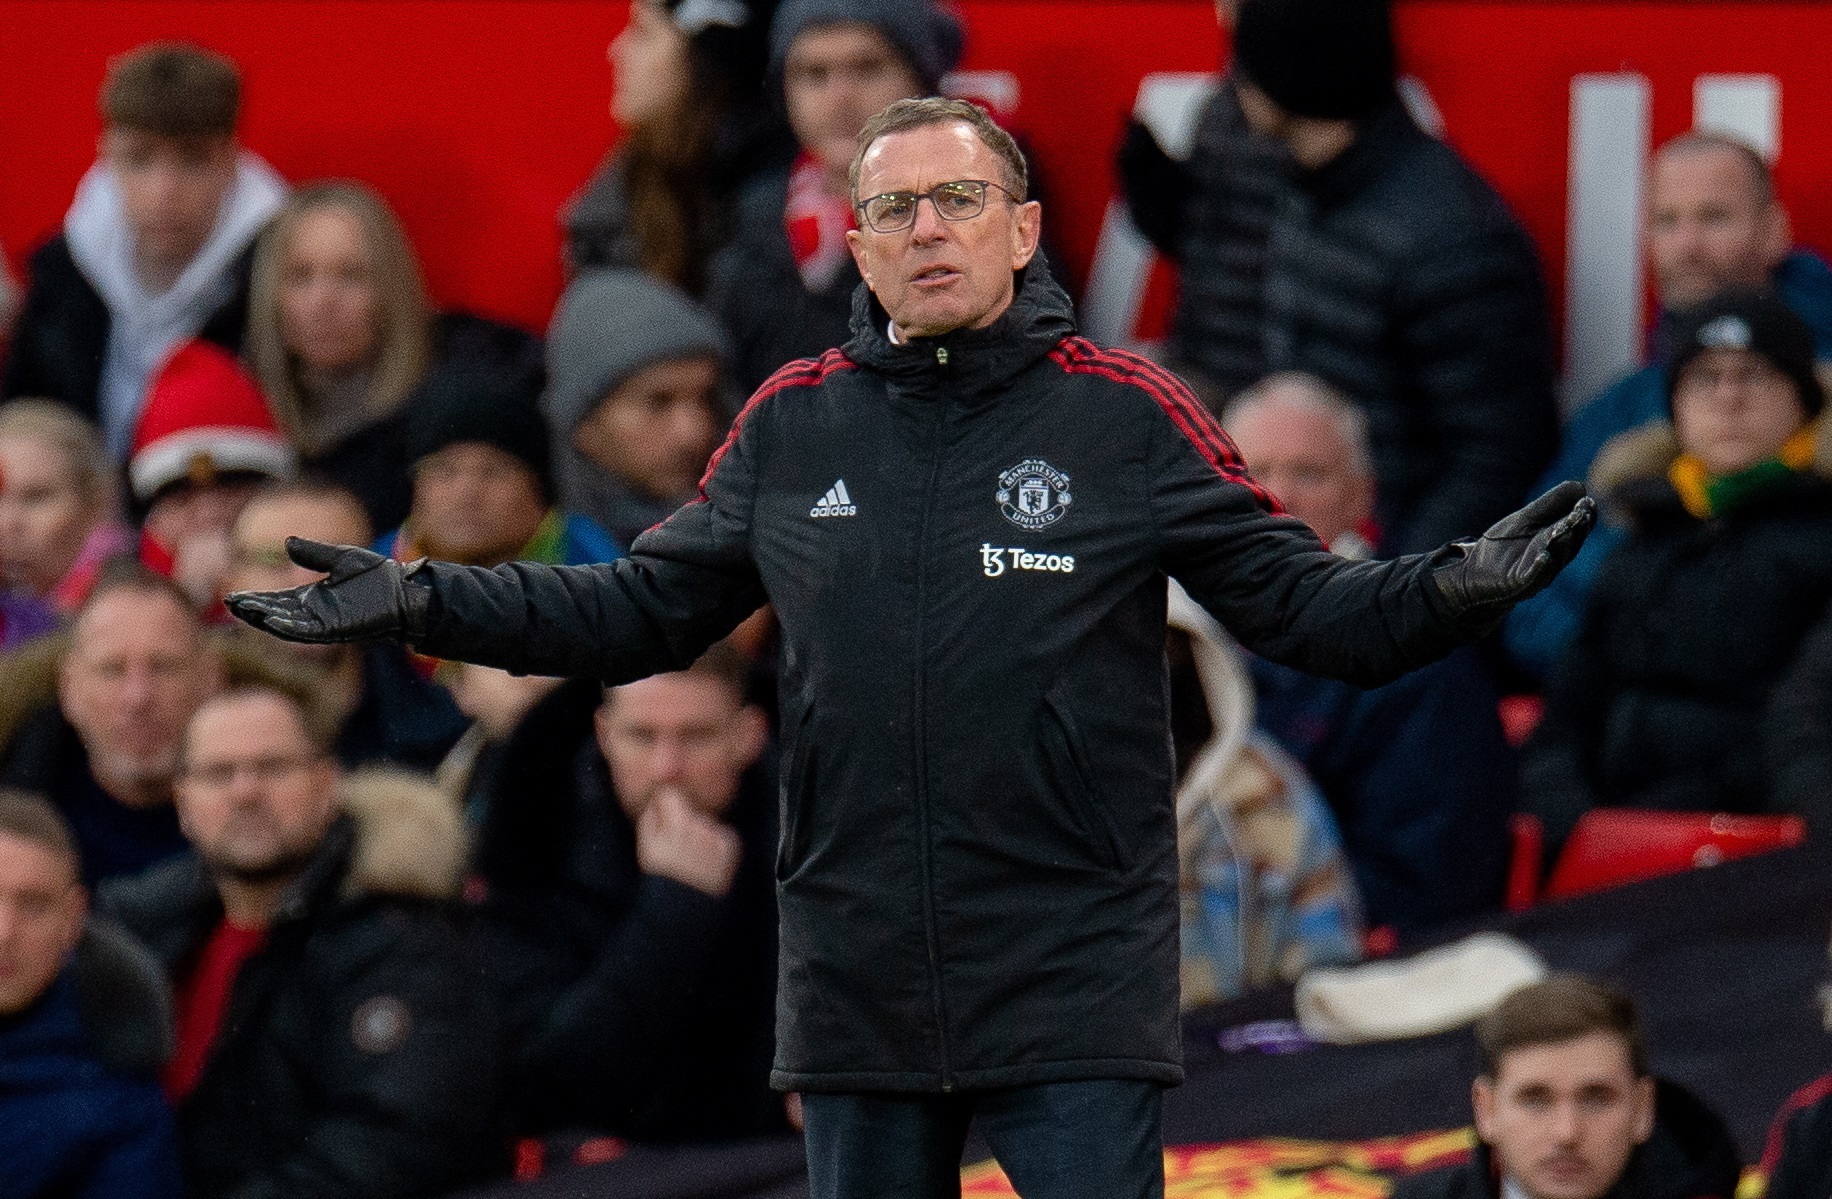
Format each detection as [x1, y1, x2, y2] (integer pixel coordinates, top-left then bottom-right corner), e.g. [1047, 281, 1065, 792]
[1250, 647, 1515, 933]
[1506, 249, 1832, 679]
[0, 925, 181, 1199]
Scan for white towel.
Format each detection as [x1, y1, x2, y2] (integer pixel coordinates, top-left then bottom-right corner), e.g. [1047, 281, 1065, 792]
[1295, 931, 1547, 1044]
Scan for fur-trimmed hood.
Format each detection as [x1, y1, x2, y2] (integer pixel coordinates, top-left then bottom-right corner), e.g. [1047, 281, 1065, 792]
[335, 768, 466, 903]
[1590, 415, 1832, 520]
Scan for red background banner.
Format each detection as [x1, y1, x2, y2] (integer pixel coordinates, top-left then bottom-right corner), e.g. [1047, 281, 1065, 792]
[3, 2, 1830, 345]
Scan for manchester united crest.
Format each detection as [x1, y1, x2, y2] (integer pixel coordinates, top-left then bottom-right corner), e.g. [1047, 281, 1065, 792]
[995, 458, 1072, 530]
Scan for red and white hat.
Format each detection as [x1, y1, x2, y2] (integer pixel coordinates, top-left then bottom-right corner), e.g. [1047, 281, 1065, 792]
[129, 340, 295, 503]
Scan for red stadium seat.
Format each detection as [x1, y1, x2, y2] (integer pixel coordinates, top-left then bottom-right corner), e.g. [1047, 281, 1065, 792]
[1543, 809, 1807, 901]
[1506, 813, 1545, 912]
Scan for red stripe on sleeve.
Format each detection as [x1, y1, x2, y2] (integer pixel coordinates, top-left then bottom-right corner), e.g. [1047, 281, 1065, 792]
[1048, 337, 1284, 514]
[696, 350, 856, 494]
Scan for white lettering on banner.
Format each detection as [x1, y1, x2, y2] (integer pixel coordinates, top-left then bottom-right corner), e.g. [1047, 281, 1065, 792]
[980, 543, 1075, 578]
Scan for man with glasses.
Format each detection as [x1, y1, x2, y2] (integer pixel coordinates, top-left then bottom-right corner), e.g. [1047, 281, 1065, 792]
[100, 685, 498, 1198]
[226, 96, 1594, 1198]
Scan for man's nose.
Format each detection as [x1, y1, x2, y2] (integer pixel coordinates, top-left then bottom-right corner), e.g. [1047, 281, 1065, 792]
[1550, 1099, 1583, 1142]
[909, 195, 950, 243]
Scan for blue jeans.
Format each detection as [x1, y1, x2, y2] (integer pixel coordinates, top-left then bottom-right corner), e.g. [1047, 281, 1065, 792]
[802, 1079, 1164, 1199]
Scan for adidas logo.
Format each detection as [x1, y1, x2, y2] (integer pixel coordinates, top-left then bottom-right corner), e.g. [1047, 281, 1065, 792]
[810, 480, 857, 518]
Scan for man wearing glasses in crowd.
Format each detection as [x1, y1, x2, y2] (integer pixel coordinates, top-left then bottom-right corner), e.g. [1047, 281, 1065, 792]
[227, 96, 1594, 1198]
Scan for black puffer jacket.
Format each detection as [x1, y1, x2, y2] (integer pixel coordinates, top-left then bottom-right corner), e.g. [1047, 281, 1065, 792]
[411, 260, 1492, 1092]
[1521, 421, 1832, 856]
[1392, 1079, 1740, 1199]
[1, 234, 254, 422]
[100, 776, 501, 1199]
[1118, 77, 1291, 397]
[1261, 100, 1559, 554]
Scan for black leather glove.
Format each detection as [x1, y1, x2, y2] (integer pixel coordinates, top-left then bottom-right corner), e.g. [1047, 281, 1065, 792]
[1430, 481, 1597, 626]
[1116, 117, 1190, 257]
[225, 538, 431, 645]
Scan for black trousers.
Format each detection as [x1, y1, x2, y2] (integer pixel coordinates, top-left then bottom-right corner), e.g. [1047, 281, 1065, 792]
[802, 1080, 1164, 1199]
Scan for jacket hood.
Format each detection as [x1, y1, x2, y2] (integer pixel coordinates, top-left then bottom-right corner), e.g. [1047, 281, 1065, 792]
[1590, 414, 1832, 519]
[842, 249, 1077, 392]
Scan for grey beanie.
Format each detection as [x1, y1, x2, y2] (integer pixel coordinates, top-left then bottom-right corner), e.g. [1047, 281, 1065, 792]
[768, 0, 965, 95]
[543, 269, 730, 436]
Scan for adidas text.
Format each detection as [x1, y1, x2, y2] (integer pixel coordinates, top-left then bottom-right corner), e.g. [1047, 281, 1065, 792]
[810, 480, 857, 518]
[980, 543, 1076, 578]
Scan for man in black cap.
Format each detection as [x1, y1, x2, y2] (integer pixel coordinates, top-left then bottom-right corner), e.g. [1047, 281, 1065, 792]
[710, 0, 964, 391]
[1521, 287, 1832, 859]
[379, 368, 621, 570]
[227, 96, 1594, 1198]
[1209, 0, 1559, 556]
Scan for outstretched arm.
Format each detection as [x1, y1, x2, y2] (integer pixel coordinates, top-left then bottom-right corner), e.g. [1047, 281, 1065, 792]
[228, 407, 767, 684]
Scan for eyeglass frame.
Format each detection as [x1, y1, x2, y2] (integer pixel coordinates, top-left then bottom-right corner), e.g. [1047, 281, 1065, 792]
[853, 179, 1022, 234]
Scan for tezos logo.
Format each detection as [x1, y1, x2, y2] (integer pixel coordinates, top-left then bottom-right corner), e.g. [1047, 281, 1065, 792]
[996, 458, 1071, 530]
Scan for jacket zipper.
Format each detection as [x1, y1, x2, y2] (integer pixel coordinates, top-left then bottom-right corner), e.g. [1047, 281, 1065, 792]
[912, 350, 954, 1089]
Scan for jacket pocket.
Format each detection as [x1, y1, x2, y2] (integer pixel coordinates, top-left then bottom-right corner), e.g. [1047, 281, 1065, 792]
[1042, 687, 1132, 872]
[776, 700, 818, 881]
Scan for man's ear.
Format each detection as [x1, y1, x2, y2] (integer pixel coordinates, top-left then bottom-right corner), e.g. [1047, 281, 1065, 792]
[1009, 200, 1042, 271]
[736, 704, 769, 769]
[845, 229, 874, 289]
[1631, 1075, 1657, 1144]
[1472, 1076, 1498, 1143]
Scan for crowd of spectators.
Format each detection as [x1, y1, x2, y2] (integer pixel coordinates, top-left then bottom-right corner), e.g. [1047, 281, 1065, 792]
[1, 0, 1830, 1194]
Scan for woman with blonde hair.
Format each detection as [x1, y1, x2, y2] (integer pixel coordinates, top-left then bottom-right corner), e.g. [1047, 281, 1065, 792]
[0, 399, 131, 645]
[247, 182, 542, 531]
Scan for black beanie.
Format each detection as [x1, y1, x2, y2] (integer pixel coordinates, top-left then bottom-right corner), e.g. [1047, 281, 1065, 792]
[768, 0, 965, 96]
[407, 363, 553, 496]
[1234, 0, 1397, 122]
[1667, 288, 1825, 419]
[666, 0, 778, 99]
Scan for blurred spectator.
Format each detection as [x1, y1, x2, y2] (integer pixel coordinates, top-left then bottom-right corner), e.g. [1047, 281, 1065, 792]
[1117, 0, 1289, 398]
[0, 247, 19, 343]
[222, 481, 467, 772]
[1226, 374, 1515, 932]
[1218, 0, 1558, 554]
[472, 645, 783, 1143]
[384, 369, 620, 568]
[2, 43, 287, 455]
[565, 0, 793, 295]
[1521, 290, 1832, 858]
[101, 687, 498, 1197]
[1168, 584, 1362, 1006]
[0, 790, 183, 1199]
[0, 402, 131, 635]
[130, 340, 295, 610]
[1508, 132, 1832, 679]
[709, 0, 962, 391]
[544, 270, 728, 548]
[437, 664, 564, 811]
[1, 563, 217, 885]
[247, 182, 545, 532]
[1393, 975, 1739, 1199]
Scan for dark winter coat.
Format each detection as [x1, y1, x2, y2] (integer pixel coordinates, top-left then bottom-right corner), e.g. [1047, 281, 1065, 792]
[334, 641, 470, 773]
[1118, 77, 1291, 397]
[304, 312, 546, 534]
[2, 234, 255, 423]
[1261, 100, 1559, 554]
[1392, 1079, 1740, 1199]
[1520, 421, 1832, 857]
[408, 259, 1494, 1093]
[1763, 1075, 1832, 1199]
[1251, 645, 1514, 933]
[472, 679, 783, 1142]
[0, 921, 183, 1199]
[100, 777, 501, 1199]
[0, 705, 189, 886]
[709, 167, 862, 395]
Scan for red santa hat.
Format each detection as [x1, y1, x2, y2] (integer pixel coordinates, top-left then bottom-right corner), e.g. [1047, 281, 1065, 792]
[129, 340, 295, 503]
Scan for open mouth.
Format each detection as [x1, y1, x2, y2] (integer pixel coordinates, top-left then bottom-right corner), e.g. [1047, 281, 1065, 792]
[912, 266, 961, 287]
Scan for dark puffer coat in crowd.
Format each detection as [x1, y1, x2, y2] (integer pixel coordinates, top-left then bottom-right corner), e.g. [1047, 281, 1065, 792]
[1260, 100, 1559, 554]
[1118, 77, 1290, 398]
[407, 259, 1495, 1094]
[1520, 420, 1832, 857]
[471, 680, 784, 1143]
[1392, 1079, 1741, 1199]
[100, 775, 501, 1199]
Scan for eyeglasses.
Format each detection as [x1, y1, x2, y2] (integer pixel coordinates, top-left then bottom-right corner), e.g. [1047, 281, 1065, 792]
[855, 180, 1018, 234]
[183, 754, 319, 789]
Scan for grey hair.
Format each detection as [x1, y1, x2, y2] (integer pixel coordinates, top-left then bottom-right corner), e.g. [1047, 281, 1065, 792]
[849, 97, 1029, 204]
[1224, 372, 1373, 477]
